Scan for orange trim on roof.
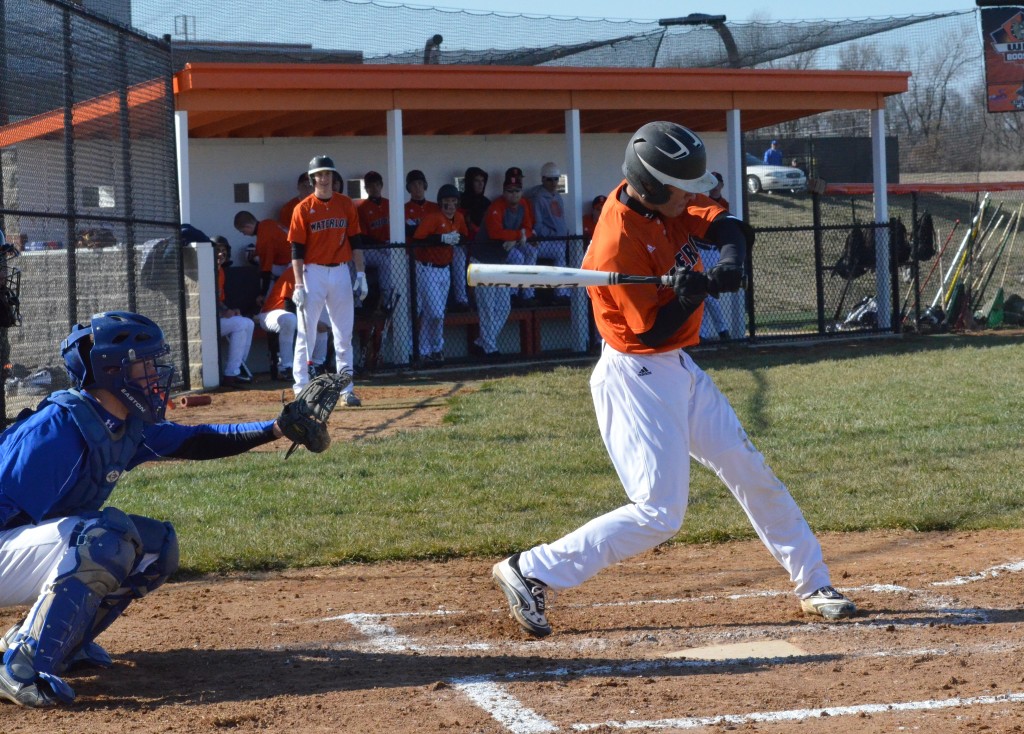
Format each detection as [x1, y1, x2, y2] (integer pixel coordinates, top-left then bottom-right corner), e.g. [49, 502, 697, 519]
[173, 63, 910, 138]
[0, 79, 164, 148]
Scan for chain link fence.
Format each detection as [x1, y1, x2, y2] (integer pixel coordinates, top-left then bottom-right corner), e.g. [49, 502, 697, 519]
[0, 0, 184, 421]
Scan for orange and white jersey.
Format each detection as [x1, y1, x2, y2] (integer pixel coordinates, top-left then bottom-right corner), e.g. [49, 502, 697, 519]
[413, 210, 468, 266]
[288, 193, 361, 265]
[584, 181, 725, 354]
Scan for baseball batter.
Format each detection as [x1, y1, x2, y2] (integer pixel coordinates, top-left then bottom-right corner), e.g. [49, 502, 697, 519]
[412, 184, 468, 364]
[0, 311, 311, 707]
[493, 121, 856, 637]
[288, 155, 367, 405]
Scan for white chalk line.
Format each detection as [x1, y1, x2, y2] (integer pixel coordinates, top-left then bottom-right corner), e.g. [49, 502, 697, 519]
[313, 560, 1024, 733]
[570, 691, 1024, 731]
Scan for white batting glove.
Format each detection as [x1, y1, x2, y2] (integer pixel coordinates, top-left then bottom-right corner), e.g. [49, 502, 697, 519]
[354, 271, 369, 302]
[502, 240, 517, 252]
[442, 232, 459, 246]
[292, 284, 307, 308]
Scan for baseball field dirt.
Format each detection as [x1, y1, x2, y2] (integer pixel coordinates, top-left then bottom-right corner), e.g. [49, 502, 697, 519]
[3, 375, 1024, 733]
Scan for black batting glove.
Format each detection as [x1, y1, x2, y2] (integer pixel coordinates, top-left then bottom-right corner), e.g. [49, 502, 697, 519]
[707, 264, 745, 297]
[673, 269, 708, 308]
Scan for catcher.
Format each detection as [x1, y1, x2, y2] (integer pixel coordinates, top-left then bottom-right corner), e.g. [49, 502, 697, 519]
[0, 311, 347, 707]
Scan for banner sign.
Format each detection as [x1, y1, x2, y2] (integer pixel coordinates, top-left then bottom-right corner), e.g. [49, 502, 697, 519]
[982, 6, 1024, 112]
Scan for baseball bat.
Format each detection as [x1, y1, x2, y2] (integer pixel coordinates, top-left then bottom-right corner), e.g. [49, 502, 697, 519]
[467, 263, 674, 288]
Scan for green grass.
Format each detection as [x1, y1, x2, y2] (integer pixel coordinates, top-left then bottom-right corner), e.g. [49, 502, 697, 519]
[116, 333, 1024, 574]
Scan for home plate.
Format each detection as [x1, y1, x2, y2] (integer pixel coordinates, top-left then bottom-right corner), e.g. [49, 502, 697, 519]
[664, 640, 806, 660]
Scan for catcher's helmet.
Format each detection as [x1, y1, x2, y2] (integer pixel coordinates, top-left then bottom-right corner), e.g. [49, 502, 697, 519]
[61, 311, 174, 423]
[436, 183, 460, 205]
[622, 121, 718, 205]
[308, 155, 338, 185]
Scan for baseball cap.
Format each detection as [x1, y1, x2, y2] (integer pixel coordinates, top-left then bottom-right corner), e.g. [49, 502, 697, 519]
[541, 162, 560, 179]
[364, 170, 383, 184]
[504, 166, 524, 190]
[771, 139, 778, 145]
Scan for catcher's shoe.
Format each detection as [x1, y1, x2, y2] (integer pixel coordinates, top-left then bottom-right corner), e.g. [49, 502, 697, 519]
[801, 586, 856, 620]
[493, 553, 552, 638]
[0, 666, 63, 708]
[343, 391, 362, 407]
[0, 624, 110, 676]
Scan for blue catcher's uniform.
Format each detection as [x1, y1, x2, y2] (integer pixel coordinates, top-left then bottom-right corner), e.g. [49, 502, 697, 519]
[0, 388, 277, 704]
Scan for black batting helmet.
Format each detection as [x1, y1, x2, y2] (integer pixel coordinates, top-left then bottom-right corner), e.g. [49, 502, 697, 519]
[436, 183, 460, 205]
[308, 155, 338, 185]
[622, 122, 718, 205]
[406, 169, 428, 193]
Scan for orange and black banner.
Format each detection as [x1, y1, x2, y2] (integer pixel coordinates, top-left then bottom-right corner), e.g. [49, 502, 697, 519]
[981, 5, 1024, 112]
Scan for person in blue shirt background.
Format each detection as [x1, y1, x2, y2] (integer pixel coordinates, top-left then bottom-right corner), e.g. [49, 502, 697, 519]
[763, 139, 783, 166]
[0, 310, 292, 707]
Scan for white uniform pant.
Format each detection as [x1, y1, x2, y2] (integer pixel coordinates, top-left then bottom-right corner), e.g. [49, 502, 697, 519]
[519, 347, 831, 598]
[473, 284, 511, 353]
[536, 240, 570, 298]
[416, 261, 450, 357]
[450, 246, 469, 305]
[220, 314, 254, 377]
[0, 517, 157, 608]
[293, 263, 355, 394]
[699, 297, 729, 339]
[510, 243, 538, 299]
[361, 249, 395, 303]
[257, 310, 329, 370]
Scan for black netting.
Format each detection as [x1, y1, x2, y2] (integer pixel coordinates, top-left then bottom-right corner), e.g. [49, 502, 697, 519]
[0, 0, 182, 421]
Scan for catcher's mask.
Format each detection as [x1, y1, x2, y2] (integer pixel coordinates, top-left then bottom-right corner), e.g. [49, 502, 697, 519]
[62, 311, 175, 423]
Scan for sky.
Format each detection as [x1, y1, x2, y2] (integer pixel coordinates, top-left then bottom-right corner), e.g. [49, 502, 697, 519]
[386, 0, 976, 22]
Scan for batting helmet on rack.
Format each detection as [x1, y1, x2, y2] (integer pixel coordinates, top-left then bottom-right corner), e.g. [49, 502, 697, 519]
[622, 121, 718, 205]
[61, 311, 174, 423]
[307, 155, 338, 185]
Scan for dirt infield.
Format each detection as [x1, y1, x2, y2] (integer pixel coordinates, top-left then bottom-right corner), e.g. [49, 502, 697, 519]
[3, 377, 1024, 732]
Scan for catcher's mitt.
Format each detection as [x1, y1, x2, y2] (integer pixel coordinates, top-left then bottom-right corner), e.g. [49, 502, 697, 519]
[278, 371, 351, 458]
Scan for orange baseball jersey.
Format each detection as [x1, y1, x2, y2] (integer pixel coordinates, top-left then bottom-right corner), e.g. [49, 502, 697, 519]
[261, 268, 298, 314]
[253, 219, 291, 272]
[583, 181, 722, 354]
[288, 193, 362, 265]
[278, 196, 301, 227]
[582, 213, 598, 240]
[404, 199, 441, 233]
[357, 197, 391, 243]
[482, 198, 534, 241]
[413, 210, 469, 266]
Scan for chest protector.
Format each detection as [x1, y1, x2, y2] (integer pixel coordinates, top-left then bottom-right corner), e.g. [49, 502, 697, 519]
[39, 390, 145, 518]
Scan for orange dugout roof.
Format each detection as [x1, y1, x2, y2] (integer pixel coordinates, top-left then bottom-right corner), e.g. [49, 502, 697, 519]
[173, 63, 910, 139]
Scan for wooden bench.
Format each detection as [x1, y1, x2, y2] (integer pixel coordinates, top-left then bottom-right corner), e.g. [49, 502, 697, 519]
[443, 308, 534, 356]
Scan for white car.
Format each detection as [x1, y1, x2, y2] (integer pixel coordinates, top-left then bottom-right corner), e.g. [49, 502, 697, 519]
[745, 153, 807, 194]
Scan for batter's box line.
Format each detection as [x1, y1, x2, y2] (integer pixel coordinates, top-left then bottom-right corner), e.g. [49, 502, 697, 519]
[568, 691, 1024, 731]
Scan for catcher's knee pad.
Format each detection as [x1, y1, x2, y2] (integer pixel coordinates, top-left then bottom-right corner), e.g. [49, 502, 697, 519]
[4, 509, 143, 679]
[123, 516, 179, 596]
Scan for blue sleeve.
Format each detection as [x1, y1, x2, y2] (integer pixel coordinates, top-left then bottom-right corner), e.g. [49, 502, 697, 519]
[0, 409, 89, 524]
[129, 420, 278, 468]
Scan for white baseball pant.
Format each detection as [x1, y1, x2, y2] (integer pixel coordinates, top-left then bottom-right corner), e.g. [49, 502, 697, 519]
[292, 263, 355, 394]
[416, 261, 450, 357]
[220, 314, 254, 377]
[519, 346, 833, 598]
[257, 310, 330, 371]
